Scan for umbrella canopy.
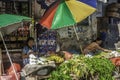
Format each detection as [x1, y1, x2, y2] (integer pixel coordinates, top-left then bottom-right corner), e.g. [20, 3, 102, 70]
[40, 0, 97, 29]
[0, 14, 31, 35]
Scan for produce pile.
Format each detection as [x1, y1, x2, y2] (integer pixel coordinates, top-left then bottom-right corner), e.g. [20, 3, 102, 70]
[93, 51, 108, 58]
[29, 54, 64, 65]
[48, 55, 115, 80]
[47, 55, 64, 64]
[94, 51, 120, 58]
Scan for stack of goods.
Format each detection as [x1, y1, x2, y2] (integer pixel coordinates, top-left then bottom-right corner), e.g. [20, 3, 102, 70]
[106, 3, 120, 18]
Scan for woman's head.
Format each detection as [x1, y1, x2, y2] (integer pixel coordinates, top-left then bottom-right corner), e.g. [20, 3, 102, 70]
[27, 37, 34, 47]
[95, 38, 102, 45]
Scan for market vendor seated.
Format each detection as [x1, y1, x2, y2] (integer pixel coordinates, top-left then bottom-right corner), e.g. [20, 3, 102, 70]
[83, 38, 111, 55]
[22, 37, 38, 65]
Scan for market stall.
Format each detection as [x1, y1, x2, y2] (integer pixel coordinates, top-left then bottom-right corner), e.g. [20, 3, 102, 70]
[0, 14, 60, 80]
[39, 0, 97, 58]
[37, 0, 120, 80]
[1, 0, 119, 80]
[0, 14, 31, 80]
[19, 50, 120, 80]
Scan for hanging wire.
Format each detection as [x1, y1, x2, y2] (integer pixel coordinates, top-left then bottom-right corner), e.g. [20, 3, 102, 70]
[73, 25, 79, 41]
[0, 31, 19, 80]
[13, 0, 18, 14]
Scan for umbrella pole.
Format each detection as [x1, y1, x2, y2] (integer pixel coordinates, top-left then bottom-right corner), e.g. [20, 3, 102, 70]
[73, 25, 79, 40]
[0, 32, 19, 80]
[73, 25, 83, 54]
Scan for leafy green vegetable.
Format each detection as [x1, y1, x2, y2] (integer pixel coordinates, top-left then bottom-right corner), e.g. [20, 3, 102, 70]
[48, 55, 115, 80]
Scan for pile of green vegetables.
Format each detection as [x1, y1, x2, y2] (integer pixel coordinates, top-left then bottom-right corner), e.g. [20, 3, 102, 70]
[94, 51, 109, 58]
[48, 55, 115, 80]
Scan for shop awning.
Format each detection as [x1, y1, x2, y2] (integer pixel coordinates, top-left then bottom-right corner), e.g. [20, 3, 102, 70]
[0, 14, 31, 35]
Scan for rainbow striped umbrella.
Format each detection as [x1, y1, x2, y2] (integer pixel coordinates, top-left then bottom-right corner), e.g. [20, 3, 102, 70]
[40, 0, 97, 29]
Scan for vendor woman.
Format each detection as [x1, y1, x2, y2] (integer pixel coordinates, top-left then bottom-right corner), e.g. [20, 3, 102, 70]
[83, 38, 111, 55]
[22, 37, 37, 65]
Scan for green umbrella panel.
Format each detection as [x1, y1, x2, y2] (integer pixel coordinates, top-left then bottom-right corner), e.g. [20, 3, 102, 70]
[0, 14, 31, 35]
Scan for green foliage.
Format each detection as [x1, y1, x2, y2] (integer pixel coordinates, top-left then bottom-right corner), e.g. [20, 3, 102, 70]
[48, 55, 115, 80]
[84, 57, 115, 80]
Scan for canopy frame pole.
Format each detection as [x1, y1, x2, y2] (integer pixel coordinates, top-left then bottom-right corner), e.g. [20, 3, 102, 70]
[0, 32, 19, 80]
[73, 25, 79, 40]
